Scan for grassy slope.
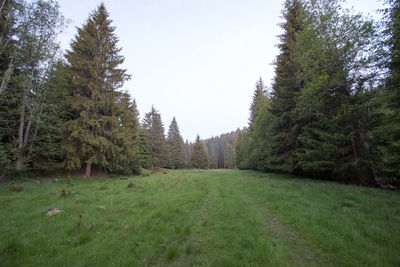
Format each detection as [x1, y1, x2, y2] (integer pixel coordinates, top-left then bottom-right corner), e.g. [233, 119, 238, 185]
[0, 169, 399, 266]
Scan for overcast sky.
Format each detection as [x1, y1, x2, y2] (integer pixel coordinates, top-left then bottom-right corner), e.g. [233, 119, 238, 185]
[57, 0, 385, 142]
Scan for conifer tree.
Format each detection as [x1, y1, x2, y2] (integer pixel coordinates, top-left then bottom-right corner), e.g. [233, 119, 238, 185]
[249, 77, 267, 131]
[204, 130, 239, 169]
[63, 3, 137, 177]
[31, 61, 69, 170]
[235, 131, 245, 168]
[190, 135, 209, 169]
[234, 129, 253, 169]
[184, 140, 192, 168]
[294, 0, 377, 183]
[265, 0, 303, 173]
[376, 0, 400, 184]
[142, 106, 168, 168]
[167, 117, 185, 169]
[235, 78, 269, 170]
[251, 97, 273, 170]
[104, 93, 141, 174]
[138, 125, 151, 169]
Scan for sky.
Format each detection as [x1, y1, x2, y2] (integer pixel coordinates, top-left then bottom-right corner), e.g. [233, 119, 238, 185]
[57, 0, 385, 142]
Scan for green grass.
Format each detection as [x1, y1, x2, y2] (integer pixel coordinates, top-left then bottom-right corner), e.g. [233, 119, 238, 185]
[0, 169, 399, 266]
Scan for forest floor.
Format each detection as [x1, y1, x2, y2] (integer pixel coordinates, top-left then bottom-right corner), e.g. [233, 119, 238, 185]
[0, 169, 399, 266]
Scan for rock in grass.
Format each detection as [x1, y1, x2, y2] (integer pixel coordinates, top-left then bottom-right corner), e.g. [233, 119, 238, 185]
[127, 182, 136, 189]
[46, 208, 63, 216]
[10, 184, 23, 192]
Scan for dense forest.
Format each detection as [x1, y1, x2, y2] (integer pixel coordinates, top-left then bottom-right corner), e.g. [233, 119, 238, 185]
[0, 0, 399, 188]
[235, 0, 400, 187]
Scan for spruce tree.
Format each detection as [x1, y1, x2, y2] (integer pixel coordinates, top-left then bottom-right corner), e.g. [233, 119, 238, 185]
[376, 0, 400, 184]
[104, 92, 141, 174]
[265, 0, 303, 173]
[63, 3, 136, 177]
[251, 98, 273, 170]
[138, 125, 151, 169]
[190, 135, 209, 169]
[142, 106, 169, 168]
[249, 77, 267, 131]
[294, 0, 377, 183]
[167, 117, 185, 169]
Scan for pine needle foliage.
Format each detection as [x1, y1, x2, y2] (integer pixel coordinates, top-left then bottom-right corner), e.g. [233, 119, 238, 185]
[190, 135, 209, 169]
[167, 117, 185, 169]
[63, 3, 140, 177]
[142, 106, 169, 168]
[264, 0, 303, 173]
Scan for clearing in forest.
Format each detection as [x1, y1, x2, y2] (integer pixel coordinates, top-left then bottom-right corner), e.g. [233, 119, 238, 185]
[0, 169, 399, 266]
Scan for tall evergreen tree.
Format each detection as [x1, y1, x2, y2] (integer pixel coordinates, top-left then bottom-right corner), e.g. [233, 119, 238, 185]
[190, 135, 209, 169]
[63, 3, 138, 177]
[235, 78, 269, 170]
[265, 0, 303, 173]
[294, 0, 377, 183]
[167, 117, 185, 169]
[376, 0, 400, 184]
[142, 106, 168, 168]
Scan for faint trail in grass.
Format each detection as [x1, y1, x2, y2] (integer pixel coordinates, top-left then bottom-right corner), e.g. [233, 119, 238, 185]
[242, 188, 324, 266]
[184, 171, 294, 265]
[1, 170, 399, 266]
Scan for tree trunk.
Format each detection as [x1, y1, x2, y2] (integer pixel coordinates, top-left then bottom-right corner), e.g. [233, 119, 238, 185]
[23, 111, 33, 146]
[85, 157, 92, 178]
[0, 53, 14, 95]
[16, 92, 25, 170]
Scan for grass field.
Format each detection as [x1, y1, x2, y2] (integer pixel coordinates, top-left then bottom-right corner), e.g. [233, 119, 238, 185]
[0, 169, 399, 266]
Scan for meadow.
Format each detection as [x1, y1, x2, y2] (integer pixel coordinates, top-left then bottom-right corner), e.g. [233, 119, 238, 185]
[0, 169, 399, 266]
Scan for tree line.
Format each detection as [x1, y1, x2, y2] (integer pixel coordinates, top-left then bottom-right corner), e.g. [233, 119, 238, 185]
[0, 1, 210, 177]
[235, 0, 400, 187]
[1, 0, 399, 186]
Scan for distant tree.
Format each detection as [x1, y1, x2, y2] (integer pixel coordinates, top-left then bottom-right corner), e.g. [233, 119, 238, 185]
[249, 77, 267, 131]
[234, 129, 253, 169]
[142, 106, 169, 168]
[167, 117, 185, 169]
[63, 3, 138, 177]
[204, 130, 240, 169]
[190, 135, 209, 169]
[183, 139, 192, 168]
